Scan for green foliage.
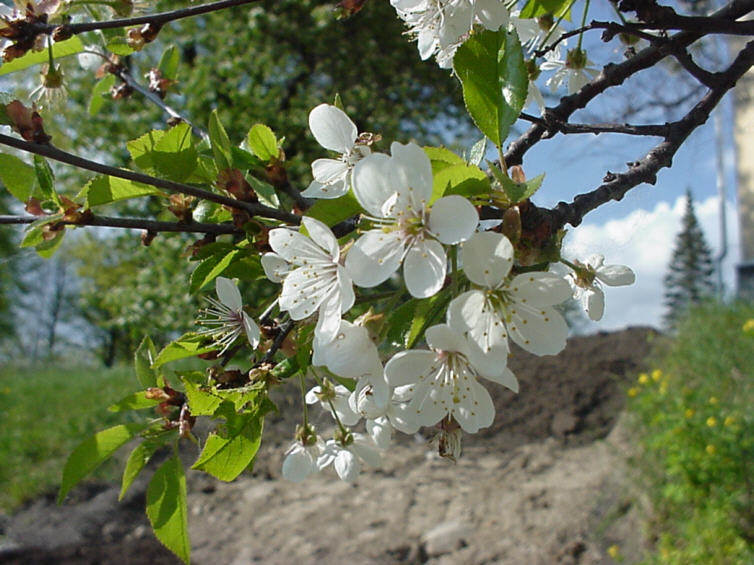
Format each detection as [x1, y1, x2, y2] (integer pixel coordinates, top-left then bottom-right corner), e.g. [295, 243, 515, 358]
[0, 153, 35, 202]
[0, 364, 138, 511]
[147, 453, 190, 564]
[663, 190, 716, 329]
[82, 175, 165, 207]
[453, 28, 527, 149]
[246, 123, 280, 162]
[628, 302, 754, 564]
[0, 37, 84, 76]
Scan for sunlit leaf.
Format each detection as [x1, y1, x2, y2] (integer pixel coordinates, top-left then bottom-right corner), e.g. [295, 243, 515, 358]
[147, 454, 190, 564]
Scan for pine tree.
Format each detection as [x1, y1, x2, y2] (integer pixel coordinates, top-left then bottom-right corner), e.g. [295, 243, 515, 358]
[663, 190, 716, 328]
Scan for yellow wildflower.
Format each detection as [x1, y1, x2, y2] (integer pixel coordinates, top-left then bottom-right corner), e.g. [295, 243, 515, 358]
[706, 416, 717, 427]
[709, 396, 719, 405]
[724, 416, 736, 427]
[685, 408, 695, 419]
[706, 444, 716, 455]
[638, 373, 649, 385]
[742, 319, 754, 334]
[607, 544, 620, 560]
[627, 387, 640, 398]
[651, 369, 662, 381]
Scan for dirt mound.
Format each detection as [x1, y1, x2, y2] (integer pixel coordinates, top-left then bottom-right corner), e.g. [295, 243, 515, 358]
[0, 327, 656, 565]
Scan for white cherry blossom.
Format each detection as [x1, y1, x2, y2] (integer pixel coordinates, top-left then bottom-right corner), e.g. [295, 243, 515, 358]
[196, 277, 260, 353]
[305, 378, 361, 427]
[317, 433, 382, 482]
[448, 231, 571, 365]
[541, 46, 599, 94]
[383, 323, 517, 433]
[282, 432, 325, 482]
[567, 254, 635, 321]
[302, 104, 371, 199]
[346, 142, 478, 298]
[263, 216, 354, 342]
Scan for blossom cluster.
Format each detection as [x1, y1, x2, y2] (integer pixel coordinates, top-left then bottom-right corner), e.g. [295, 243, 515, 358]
[198, 102, 635, 483]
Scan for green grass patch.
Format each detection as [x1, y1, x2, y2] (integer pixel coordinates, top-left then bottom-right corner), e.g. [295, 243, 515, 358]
[0, 364, 140, 512]
[628, 301, 754, 564]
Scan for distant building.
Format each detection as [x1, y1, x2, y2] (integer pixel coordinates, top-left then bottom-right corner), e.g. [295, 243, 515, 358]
[734, 48, 754, 299]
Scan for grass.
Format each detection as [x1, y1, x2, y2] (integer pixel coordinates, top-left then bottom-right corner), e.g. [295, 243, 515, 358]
[627, 301, 754, 564]
[0, 363, 141, 513]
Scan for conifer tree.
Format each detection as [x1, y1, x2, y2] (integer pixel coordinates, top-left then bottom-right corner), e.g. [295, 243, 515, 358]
[663, 190, 716, 328]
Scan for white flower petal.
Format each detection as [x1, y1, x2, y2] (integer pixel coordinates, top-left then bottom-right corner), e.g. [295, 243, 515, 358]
[460, 231, 513, 288]
[301, 178, 348, 199]
[509, 305, 568, 356]
[425, 324, 469, 356]
[215, 277, 242, 311]
[302, 216, 339, 259]
[596, 264, 635, 286]
[584, 287, 605, 321]
[389, 142, 433, 205]
[388, 402, 421, 434]
[309, 103, 357, 154]
[311, 158, 349, 185]
[454, 379, 495, 433]
[410, 384, 448, 427]
[337, 266, 355, 313]
[384, 350, 436, 387]
[509, 272, 572, 306]
[268, 228, 329, 264]
[282, 445, 317, 482]
[334, 449, 361, 482]
[315, 290, 343, 343]
[403, 238, 446, 298]
[345, 230, 404, 288]
[279, 267, 328, 319]
[367, 417, 392, 449]
[315, 321, 381, 378]
[261, 252, 289, 283]
[242, 313, 260, 349]
[429, 195, 479, 244]
[448, 291, 509, 357]
[352, 153, 396, 217]
[483, 366, 519, 393]
[350, 434, 382, 467]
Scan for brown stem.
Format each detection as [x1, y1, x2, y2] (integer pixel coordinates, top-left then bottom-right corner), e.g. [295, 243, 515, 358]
[0, 214, 241, 234]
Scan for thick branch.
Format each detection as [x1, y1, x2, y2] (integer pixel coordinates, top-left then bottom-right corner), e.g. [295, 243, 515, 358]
[0, 214, 241, 234]
[546, 39, 754, 231]
[0, 133, 301, 225]
[36, 0, 259, 35]
[519, 113, 672, 136]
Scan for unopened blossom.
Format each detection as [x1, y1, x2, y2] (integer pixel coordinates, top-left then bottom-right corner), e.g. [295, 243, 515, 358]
[567, 254, 635, 321]
[384, 323, 518, 433]
[317, 431, 382, 482]
[391, 0, 509, 68]
[447, 231, 571, 370]
[346, 142, 478, 298]
[301, 104, 371, 199]
[196, 277, 260, 353]
[262, 216, 354, 342]
[282, 425, 325, 482]
[541, 47, 599, 94]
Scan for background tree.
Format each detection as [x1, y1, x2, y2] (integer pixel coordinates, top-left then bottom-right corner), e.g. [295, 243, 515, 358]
[663, 189, 716, 328]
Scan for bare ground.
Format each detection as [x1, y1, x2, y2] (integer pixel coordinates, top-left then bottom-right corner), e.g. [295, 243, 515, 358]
[0, 327, 657, 565]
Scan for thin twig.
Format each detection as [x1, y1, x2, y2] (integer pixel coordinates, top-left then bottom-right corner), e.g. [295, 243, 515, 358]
[0, 214, 241, 234]
[519, 113, 672, 136]
[0, 133, 301, 225]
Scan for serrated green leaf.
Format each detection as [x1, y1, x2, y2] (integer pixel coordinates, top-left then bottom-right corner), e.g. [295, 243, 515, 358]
[0, 153, 35, 202]
[499, 171, 545, 203]
[231, 146, 262, 170]
[191, 400, 270, 481]
[385, 297, 418, 347]
[247, 124, 278, 161]
[120, 436, 166, 500]
[127, 129, 166, 171]
[152, 332, 217, 368]
[134, 335, 160, 388]
[105, 37, 135, 56]
[183, 379, 224, 416]
[247, 175, 279, 208]
[35, 230, 65, 258]
[58, 422, 147, 504]
[189, 248, 241, 294]
[453, 29, 527, 149]
[88, 74, 116, 116]
[520, 0, 572, 19]
[33, 155, 60, 206]
[468, 137, 487, 166]
[0, 37, 84, 76]
[221, 255, 263, 281]
[424, 146, 465, 169]
[147, 454, 190, 564]
[431, 162, 490, 202]
[158, 45, 180, 80]
[209, 110, 232, 172]
[306, 191, 361, 227]
[20, 221, 47, 248]
[82, 175, 164, 207]
[108, 391, 160, 412]
[152, 123, 198, 182]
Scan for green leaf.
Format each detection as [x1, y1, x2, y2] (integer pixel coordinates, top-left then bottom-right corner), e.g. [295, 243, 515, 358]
[33, 155, 60, 205]
[208, 110, 232, 172]
[0, 37, 84, 76]
[520, 0, 572, 19]
[453, 29, 527, 149]
[88, 75, 116, 117]
[468, 137, 487, 166]
[58, 422, 147, 504]
[0, 153, 35, 202]
[82, 175, 164, 207]
[247, 124, 278, 161]
[134, 335, 160, 388]
[120, 435, 168, 500]
[431, 162, 490, 202]
[386, 297, 418, 347]
[36, 230, 65, 258]
[221, 255, 263, 281]
[147, 454, 190, 564]
[108, 391, 161, 412]
[306, 191, 362, 227]
[127, 129, 166, 171]
[0, 92, 14, 125]
[424, 146, 465, 169]
[105, 37, 135, 56]
[152, 123, 198, 182]
[231, 146, 262, 170]
[189, 248, 241, 294]
[494, 168, 544, 203]
[247, 175, 279, 209]
[152, 332, 218, 368]
[191, 400, 271, 481]
[183, 380, 224, 416]
[158, 45, 180, 80]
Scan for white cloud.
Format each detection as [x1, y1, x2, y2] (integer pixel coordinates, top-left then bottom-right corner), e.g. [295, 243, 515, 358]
[563, 195, 740, 332]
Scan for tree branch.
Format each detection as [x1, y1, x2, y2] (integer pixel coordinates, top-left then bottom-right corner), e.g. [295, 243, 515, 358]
[546, 38, 754, 231]
[0, 133, 301, 225]
[0, 214, 241, 234]
[519, 113, 672, 136]
[36, 0, 260, 36]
